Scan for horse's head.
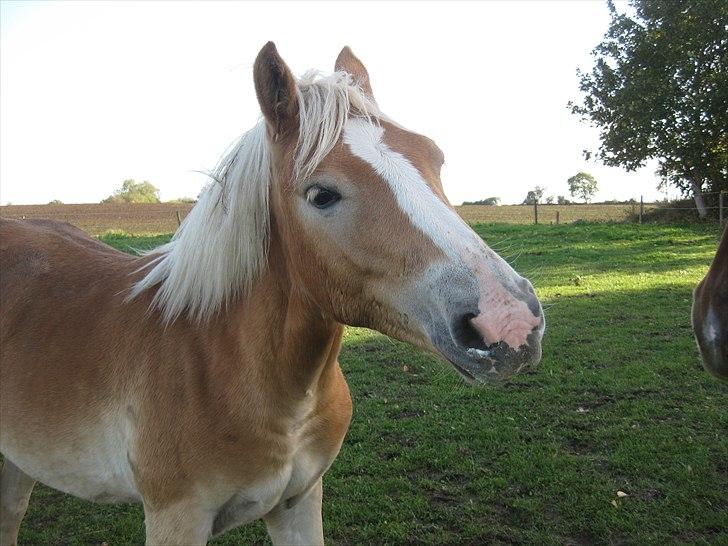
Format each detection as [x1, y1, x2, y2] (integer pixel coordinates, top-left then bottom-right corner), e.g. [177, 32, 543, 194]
[256, 43, 544, 383]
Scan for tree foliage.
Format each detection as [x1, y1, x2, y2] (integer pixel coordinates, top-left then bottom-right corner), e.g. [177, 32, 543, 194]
[568, 172, 599, 203]
[102, 179, 160, 204]
[522, 186, 546, 205]
[462, 197, 500, 205]
[570, 0, 728, 215]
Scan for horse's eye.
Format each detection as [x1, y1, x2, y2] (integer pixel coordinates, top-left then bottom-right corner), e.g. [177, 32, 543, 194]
[306, 185, 340, 209]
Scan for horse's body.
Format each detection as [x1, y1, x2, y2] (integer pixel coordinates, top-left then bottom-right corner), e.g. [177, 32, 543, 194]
[1, 218, 351, 543]
[693, 224, 728, 381]
[0, 44, 544, 545]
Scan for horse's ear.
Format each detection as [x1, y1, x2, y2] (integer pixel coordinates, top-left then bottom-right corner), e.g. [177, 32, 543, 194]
[254, 42, 299, 140]
[335, 46, 374, 98]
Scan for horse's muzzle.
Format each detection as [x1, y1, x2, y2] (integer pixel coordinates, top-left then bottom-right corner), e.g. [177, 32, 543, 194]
[430, 312, 544, 384]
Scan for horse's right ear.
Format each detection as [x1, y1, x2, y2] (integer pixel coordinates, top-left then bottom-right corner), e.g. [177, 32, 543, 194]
[254, 42, 299, 140]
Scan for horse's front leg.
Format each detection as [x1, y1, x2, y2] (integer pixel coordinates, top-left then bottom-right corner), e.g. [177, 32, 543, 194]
[143, 498, 214, 546]
[264, 478, 324, 546]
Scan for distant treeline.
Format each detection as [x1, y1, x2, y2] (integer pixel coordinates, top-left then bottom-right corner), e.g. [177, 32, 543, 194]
[462, 197, 500, 206]
[462, 197, 640, 206]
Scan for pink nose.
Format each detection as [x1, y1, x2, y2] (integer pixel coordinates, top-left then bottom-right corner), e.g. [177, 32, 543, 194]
[469, 304, 541, 348]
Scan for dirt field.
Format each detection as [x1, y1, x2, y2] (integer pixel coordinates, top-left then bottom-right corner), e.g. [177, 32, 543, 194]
[0, 202, 656, 235]
[0, 203, 194, 235]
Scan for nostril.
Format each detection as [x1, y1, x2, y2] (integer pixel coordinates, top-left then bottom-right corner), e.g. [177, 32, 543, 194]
[453, 313, 494, 351]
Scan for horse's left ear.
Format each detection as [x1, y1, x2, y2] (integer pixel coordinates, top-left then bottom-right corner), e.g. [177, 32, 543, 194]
[254, 42, 299, 140]
[335, 46, 374, 98]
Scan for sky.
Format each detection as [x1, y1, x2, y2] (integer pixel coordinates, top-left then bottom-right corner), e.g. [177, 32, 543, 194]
[0, 0, 669, 206]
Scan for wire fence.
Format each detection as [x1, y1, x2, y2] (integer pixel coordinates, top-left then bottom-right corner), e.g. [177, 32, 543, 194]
[461, 193, 727, 226]
[0, 195, 725, 235]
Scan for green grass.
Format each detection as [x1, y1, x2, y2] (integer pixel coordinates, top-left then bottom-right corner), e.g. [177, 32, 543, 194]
[14, 223, 728, 545]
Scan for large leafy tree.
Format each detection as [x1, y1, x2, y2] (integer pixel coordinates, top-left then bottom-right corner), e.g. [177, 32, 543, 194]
[102, 179, 160, 204]
[568, 172, 599, 203]
[570, 0, 728, 217]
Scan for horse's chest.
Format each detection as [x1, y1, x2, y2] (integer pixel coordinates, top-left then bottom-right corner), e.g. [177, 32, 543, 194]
[212, 434, 337, 536]
[212, 383, 351, 533]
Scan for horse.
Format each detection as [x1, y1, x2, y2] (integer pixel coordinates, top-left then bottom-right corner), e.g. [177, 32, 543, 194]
[692, 223, 727, 381]
[0, 43, 544, 545]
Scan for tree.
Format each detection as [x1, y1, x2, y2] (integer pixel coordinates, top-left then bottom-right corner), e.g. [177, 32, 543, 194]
[557, 195, 571, 205]
[569, 0, 728, 217]
[522, 186, 546, 205]
[522, 191, 537, 205]
[546, 196, 555, 204]
[47, 199, 63, 205]
[567, 172, 599, 203]
[462, 197, 500, 206]
[102, 179, 160, 204]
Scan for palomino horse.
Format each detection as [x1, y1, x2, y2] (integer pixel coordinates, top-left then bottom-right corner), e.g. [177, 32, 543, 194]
[693, 224, 727, 381]
[0, 43, 544, 545]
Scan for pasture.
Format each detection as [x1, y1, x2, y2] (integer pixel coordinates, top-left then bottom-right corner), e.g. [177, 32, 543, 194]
[12, 223, 728, 545]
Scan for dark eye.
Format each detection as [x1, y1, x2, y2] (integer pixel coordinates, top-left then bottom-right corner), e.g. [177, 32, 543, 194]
[306, 185, 341, 209]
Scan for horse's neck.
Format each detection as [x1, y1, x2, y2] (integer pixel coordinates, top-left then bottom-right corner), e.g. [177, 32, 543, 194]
[216, 255, 344, 404]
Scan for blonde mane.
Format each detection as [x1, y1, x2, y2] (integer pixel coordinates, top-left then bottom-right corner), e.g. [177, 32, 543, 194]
[131, 70, 378, 323]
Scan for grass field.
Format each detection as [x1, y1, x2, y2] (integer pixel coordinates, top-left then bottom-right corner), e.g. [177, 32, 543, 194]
[12, 223, 728, 545]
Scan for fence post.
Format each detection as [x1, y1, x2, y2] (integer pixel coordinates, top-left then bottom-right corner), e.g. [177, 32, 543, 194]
[534, 201, 539, 225]
[720, 192, 725, 225]
[639, 196, 644, 224]
[176, 210, 182, 226]
[556, 210, 560, 225]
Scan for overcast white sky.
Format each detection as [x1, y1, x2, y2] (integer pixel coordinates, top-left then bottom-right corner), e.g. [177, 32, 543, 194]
[1, 0, 668, 205]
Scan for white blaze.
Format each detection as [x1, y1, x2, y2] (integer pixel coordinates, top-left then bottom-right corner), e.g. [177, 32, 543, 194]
[342, 117, 480, 258]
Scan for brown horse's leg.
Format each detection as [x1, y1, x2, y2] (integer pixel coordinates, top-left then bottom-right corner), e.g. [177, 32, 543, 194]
[264, 478, 324, 546]
[0, 460, 36, 546]
[143, 499, 213, 546]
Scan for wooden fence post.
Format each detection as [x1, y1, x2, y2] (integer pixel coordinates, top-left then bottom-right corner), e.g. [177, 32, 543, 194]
[720, 192, 725, 225]
[534, 201, 538, 225]
[639, 196, 643, 224]
[556, 210, 560, 225]
[176, 210, 182, 226]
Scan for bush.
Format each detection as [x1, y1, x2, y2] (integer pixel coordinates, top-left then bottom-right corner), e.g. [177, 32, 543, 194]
[102, 180, 160, 204]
